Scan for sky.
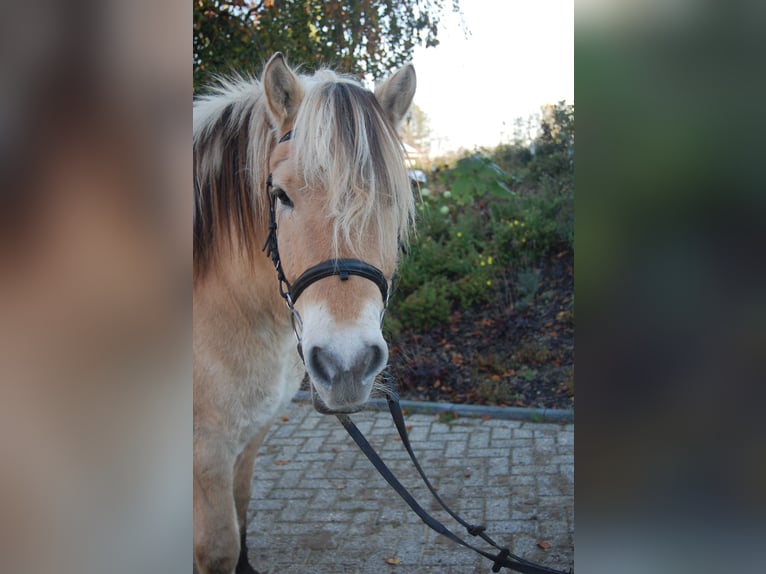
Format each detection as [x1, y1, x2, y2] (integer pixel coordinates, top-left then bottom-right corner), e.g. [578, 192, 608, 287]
[410, 0, 574, 156]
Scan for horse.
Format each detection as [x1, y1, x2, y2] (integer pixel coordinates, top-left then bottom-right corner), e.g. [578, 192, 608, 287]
[193, 53, 416, 574]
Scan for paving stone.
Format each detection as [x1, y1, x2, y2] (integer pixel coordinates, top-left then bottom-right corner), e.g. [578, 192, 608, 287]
[511, 447, 534, 466]
[490, 425, 513, 442]
[513, 427, 534, 439]
[231, 401, 574, 574]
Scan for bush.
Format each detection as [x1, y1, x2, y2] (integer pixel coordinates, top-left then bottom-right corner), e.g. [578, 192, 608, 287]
[387, 104, 574, 331]
[395, 276, 452, 329]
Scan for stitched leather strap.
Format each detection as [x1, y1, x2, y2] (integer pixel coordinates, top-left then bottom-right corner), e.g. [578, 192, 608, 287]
[336, 386, 571, 574]
[289, 259, 388, 304]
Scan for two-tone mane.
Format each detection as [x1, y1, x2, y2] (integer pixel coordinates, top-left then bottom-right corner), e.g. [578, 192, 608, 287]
[193, 70, 414, 281]
[193, 76, 274, 279]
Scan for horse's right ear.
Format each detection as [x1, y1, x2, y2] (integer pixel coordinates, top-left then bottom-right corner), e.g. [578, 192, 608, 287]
[263, 53, 304, 130]
[375, 64, 416, 130]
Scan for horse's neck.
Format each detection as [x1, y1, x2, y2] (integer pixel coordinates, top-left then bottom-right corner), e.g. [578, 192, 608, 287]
[193, 250, 302, 419]
[194, 247, 290, 335]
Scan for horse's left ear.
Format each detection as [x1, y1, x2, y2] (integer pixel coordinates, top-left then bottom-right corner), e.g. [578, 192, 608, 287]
[375, 64, 416, 130]
[263, 52, 304, 130]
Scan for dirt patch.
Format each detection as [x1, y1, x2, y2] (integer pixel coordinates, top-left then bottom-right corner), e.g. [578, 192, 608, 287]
[386, 249, 574, 410]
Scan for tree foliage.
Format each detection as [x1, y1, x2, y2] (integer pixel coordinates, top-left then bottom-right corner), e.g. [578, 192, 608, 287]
[400, 103, 432, 161]
[529, 101, 575, 180]
[194, 0, 461, 93]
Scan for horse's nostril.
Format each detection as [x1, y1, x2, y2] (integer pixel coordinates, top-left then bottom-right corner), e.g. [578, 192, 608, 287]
[308, 346, 335, 387]
[359, 344, 387, 382]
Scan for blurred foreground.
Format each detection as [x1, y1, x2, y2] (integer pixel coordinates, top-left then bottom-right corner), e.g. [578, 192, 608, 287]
[576, 1, 766, 572]
[0, 2, 190, 573]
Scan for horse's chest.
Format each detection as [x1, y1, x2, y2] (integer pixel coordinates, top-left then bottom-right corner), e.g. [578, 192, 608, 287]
[227, 350, 304, 446]
[194, 303, 304, 449]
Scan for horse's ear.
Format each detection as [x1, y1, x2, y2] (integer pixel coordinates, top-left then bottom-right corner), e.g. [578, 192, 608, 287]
[263, 52, 304, 130]
[375, 64, 416, 130]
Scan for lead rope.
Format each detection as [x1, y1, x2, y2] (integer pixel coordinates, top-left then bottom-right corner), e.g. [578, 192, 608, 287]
[336, 374, 571, 574]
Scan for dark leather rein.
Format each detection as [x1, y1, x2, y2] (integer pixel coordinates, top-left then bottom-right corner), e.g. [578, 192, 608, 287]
[264, 130, 571, 574]
[339, 377, 571, 574]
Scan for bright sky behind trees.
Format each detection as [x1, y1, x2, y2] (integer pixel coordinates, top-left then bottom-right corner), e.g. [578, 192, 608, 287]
[411, 0, 574, 155]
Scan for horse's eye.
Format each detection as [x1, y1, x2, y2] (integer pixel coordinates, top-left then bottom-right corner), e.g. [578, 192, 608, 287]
[274, 188, 293, 208]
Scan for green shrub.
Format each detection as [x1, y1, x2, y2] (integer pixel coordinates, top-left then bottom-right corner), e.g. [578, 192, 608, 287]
[387, 103, 574, 331]
[395, 276, 451, 329]
[448, 154, 513, 205]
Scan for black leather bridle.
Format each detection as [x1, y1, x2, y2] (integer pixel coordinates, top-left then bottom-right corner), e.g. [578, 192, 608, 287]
[262, 130, 392, 360]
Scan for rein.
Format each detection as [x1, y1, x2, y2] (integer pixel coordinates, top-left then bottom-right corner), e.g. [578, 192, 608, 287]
[337, 376, 572, 574]
[264, 130, 570, 574]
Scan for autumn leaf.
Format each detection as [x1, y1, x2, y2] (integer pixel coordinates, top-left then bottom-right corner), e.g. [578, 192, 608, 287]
[537, 541, 551, 550]
[384, 557, 401, 565]
[280, 416, 289, 422]
[275, 460, 289, 466]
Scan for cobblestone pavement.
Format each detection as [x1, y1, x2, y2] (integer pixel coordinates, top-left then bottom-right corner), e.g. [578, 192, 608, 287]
[244, 400, 574, 574]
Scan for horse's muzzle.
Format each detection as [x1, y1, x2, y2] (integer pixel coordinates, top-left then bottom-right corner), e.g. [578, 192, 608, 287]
[309, 385, 365, 415]
[306, 342, 387, 414]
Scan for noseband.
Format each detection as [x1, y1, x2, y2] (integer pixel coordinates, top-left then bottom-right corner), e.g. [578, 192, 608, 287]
[262, 130, 392, 357]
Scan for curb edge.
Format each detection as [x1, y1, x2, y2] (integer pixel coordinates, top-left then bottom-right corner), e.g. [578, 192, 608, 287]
[291, 391, 573, 423]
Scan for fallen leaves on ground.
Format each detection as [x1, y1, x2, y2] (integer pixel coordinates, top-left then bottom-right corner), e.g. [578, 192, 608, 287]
[386, 250, 574, 411]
